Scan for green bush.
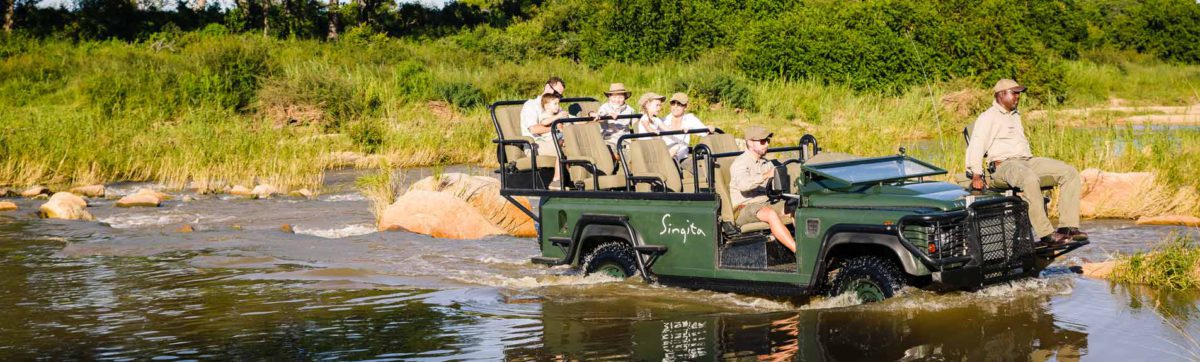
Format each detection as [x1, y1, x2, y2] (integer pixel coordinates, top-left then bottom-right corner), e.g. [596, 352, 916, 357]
[348, 118, 386, 154]
[673, 73, 755, 111]
[434, 81, 485, 109]
[183, 38, 272, 111]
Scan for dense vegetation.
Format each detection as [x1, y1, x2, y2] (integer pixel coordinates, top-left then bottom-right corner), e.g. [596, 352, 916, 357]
[0, 0, 1198, 218]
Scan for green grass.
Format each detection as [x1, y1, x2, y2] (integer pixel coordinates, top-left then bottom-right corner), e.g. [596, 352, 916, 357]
[1111, 233, 1200, 290]
[0, 32, 1198, 212]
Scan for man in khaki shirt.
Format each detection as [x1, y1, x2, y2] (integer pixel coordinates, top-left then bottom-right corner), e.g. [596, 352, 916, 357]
[729, 126, 796, 253]
[966, 79, 1087, 246]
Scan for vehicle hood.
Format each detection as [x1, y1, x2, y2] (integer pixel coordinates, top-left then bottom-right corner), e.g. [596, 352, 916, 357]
[804, 181, 975, 211]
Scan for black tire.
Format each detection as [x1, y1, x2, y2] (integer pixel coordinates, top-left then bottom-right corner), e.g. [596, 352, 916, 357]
[827, 255, 905, 302]
[581, 242, 639, 279]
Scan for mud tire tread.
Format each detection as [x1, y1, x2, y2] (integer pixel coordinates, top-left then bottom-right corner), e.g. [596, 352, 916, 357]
[828, 255, 905, 301]
[581, 242, 639, 278]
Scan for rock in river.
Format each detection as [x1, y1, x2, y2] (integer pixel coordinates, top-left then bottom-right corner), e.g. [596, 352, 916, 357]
[378, 190, 504, 239]
[39, 192, 94, 221]
[229, 185, 253, 197]
[21, 185, 50, 198]
[116, 188, 168, 208]
[408, 173, 536, 237]
[69, 185, 106, 198]
[1078, 169, 1154, 218]
[0, 201, 16, 212]
[251, 184, 277, 199]
[1135, 215, 1200, 227]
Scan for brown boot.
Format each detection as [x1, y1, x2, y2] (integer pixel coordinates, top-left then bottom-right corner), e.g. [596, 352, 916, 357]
[1066, 227, 1088, 241]
[1036, 232, 1070, 248]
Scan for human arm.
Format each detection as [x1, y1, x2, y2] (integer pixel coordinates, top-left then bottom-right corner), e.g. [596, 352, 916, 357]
[964, 115, 999, 176]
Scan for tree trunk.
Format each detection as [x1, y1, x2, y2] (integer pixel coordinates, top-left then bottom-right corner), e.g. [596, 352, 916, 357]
[4, 0, 15, 34]
[327, 0, 338, 40]
[262, 0, 270, 36]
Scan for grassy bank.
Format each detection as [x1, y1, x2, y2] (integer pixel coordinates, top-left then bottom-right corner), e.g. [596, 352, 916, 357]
[1, 33, 1198, 213]
[1111, 233, 1200, 290]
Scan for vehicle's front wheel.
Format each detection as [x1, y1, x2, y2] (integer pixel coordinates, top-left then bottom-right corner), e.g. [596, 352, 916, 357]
[827, 255, 905, 302]
[581, 242, 639, 279]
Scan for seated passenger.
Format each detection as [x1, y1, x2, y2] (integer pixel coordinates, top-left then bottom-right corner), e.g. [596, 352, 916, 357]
[596, 83, 635, 147]
[635, 92, 666, 135]
[659, 92, 713, 162]
[520, 78, 567, 189]
[729, 126, 797, 253]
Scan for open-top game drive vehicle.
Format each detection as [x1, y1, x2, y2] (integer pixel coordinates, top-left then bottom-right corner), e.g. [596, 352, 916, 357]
[490, 98, 1089, 302]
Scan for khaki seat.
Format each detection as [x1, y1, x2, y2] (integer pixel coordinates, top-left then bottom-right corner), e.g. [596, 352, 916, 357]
[961, 123, 1056, 190]
[567, 100, 601, 117]
[626, 140, 695, 192]
[493, 103, 555, 172]
[560, 122, 625, 190]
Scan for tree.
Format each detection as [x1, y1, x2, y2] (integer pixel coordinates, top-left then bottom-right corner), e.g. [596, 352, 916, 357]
[4, 0, 14, 34]
[327, 0, 338, 39]
[262, 0, 270, 36]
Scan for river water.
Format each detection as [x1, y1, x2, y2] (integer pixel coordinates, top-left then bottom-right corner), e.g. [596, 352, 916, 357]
[1, 169, 1198, 360]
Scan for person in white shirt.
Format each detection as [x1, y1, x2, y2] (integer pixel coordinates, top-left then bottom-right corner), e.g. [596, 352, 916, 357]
[519, 76, 565, 142]
[518, 77, 567, 189]
[635, 92, 666, 135]
[657, 93, 713, 162]
[595, 83, 636, 147]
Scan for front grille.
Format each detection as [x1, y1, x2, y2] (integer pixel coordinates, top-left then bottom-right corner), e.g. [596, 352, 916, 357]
[970, 200, 1034, 282]
[904, 218, 969, 261]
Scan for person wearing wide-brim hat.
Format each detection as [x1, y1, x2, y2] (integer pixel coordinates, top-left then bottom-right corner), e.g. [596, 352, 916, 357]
[597, 83, 636, 146]
[729, 125, 796, 253]
[634, 92, 667, 135]
[965, 78, 1087, 247]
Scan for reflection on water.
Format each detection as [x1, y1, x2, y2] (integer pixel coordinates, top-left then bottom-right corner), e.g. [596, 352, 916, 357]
[0, 170, 1198, 360]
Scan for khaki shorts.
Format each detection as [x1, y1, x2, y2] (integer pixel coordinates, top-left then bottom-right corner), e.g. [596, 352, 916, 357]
[734, 200, 785, 226]
[526, 138, 560, 158]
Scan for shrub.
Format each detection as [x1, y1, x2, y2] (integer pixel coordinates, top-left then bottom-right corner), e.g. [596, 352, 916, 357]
[673, 73, 755, 111]
[183, 38, 272, 111]
[348, 118, 386, 154]
[434, 81, 485, 109]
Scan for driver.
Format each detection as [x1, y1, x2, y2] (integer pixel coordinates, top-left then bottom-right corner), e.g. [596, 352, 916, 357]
[729, 126, 797, 253]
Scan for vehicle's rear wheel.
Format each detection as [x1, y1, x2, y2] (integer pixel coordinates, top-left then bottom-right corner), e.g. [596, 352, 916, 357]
[827, 255, 904, 303]
[581, 242, 639, 279]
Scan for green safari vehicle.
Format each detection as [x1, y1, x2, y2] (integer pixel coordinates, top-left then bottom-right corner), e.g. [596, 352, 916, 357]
[489, 98, 1088, 301]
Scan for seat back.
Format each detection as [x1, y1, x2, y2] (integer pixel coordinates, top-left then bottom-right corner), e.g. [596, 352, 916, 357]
[493, 103, 528, 164]
[567, 100, 601, 117]
[711, 161, 736, 223]
[695, 134, 740, 192]
[561, 122, 616, 183]
[627, 140, 686, 192]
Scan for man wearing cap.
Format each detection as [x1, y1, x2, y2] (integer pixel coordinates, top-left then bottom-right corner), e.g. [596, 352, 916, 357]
[730, 126, 797, 253]
[966, 79, 1087, 246]
[596, 83, 635, 147]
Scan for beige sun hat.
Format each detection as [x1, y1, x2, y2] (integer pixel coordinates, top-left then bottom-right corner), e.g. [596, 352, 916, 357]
[638, 92, 666, 110]
[604, 83, 632, 96]
[743, 125, 773, 141]
[992, 79, 1027, 93]
[669, 92, 689, 106]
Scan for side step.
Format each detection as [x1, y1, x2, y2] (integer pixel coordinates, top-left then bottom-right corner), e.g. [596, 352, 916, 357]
[1036, 239, 1090, 259]
[531, 256, 565, 266]
[634, 245, 668, 269]
[531, 237, 575, 266]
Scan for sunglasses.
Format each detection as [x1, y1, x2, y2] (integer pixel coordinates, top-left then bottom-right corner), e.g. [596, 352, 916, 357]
[755, 139, 771, 145]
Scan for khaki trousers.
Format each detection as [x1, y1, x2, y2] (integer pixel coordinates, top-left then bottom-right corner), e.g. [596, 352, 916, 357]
[991, 157, 1081, 238]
